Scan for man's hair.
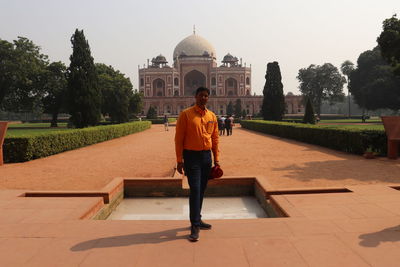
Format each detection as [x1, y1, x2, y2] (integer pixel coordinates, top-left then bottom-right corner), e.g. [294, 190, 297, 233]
[195, 87, 210, 96]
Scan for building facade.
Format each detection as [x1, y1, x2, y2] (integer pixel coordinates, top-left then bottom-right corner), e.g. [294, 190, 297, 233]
[138, 32, 303, 117]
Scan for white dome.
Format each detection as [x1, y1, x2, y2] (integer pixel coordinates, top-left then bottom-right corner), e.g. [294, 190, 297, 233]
[173, 34, 216, 59]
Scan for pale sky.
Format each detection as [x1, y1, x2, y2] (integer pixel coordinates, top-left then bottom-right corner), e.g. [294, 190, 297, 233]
[1, 0, 399, 95]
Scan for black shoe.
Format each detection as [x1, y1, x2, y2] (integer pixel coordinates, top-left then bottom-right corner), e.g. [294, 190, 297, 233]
[189, 226, 200, 242]
[199, 220, 212, 230]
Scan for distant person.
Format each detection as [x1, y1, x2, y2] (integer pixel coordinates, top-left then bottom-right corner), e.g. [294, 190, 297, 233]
[217, 117, 224, 136]
[225, 115, 232, 136]
[316, 116, 320, 123]
[163, 115, 169, 131]
[220, 116, 226, 135]
[229, 115, 234, 135]
[175, 87, 220, 242]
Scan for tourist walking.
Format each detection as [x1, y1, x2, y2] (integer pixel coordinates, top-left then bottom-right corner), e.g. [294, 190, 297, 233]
[218, 116, 225, 136]
[220, 115, 226, 135]
[163, 115, 169, 131]
[175, 87, 220, 242]
[225, 115, 232, 136]
[228, 115, 234, 135]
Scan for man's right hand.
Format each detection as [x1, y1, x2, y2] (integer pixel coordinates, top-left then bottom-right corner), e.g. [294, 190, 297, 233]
[177, 162, 184, 174]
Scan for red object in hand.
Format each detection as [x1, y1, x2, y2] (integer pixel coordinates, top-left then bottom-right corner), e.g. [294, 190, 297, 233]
[209, 165, 223, 179]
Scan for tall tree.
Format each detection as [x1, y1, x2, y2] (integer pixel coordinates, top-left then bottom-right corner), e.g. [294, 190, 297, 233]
[303, 97, 316, 124]
[42, 61, 68, 127]
[96, 63, 134, 123]
[341, 60, 355, 117]
[297, 63, 345, 116]
[0, 37, 48, 112]
[349, 46, 400, 111]
[261, 61, 285, 120]
[146, 106, 157, 119]
[67, 29, 101, 128]
[0, 39, 16, 108]
[377, 15, 400, 76]
[226, 101, 234, 116]
[234, 99, 242, 118]
[129, 90, 143, 117]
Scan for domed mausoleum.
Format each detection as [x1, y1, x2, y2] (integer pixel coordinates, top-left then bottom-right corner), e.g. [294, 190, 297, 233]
[139, 32, 289, 116]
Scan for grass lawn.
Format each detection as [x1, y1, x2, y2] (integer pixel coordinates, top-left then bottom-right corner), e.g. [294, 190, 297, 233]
[6, 128, 71, 137]
[8, 122, 68, 128]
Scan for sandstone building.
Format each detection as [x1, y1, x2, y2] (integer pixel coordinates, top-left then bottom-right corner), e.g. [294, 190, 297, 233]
[138, 32, 303, 117]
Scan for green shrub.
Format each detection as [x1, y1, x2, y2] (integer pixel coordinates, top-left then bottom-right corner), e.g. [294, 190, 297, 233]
[240, 120, 387, 155]
[3, 121, 151, 163]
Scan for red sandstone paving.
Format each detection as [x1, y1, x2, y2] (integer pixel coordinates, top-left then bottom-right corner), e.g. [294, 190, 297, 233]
[1, 124, 400, 191]
[2, 125, 400, 266]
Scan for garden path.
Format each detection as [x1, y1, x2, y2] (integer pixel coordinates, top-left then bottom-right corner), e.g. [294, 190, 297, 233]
[0, 124, 399, 190]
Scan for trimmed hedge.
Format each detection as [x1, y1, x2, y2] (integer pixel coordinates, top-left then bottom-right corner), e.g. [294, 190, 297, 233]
[241, 120, 387, 155]
[3, 121, 151, 163]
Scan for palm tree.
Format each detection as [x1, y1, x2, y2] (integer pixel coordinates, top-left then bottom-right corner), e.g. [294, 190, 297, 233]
[340, 60, 355, 118]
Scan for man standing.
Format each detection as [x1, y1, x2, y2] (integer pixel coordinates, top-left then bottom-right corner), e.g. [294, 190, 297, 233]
[224, 115, 232, 136]
[163, 115, 169, 131]
[220, 115, 226, 135]
[175, 87, 220, 242]
[228, 114, 234, 135]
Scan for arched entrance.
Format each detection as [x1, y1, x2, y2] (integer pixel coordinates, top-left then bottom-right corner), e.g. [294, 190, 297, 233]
[184, 70, 206, 96]
[153, 79, 165, 96]
[225, 78, 238, 96]
[177, 104, 186, 115]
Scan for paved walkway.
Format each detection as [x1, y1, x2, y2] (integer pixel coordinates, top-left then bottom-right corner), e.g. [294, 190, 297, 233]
[1, 125, 400, 190]
[1, 124, 400, 266]
[1, 184, 400, 266]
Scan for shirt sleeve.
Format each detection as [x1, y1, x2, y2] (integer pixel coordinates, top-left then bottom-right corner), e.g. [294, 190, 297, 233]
[175, 111, 186, 163]
[211, 114, 220, 162]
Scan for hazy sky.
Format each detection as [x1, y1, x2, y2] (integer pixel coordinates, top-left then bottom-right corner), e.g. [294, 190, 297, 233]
[1, 0, 399, 95]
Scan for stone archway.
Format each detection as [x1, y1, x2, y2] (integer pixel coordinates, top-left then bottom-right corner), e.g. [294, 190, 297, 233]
[153, 78, 165, 97]
[184, 70, 206, 96]
[163, 104, 172, 115]
[225, 78, 238, 96]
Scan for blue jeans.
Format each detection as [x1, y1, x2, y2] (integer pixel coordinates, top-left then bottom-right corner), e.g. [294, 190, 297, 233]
[183, 150, 212, 226]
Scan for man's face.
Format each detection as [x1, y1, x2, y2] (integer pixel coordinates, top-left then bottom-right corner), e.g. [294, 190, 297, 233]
[195, 90, 209, 107]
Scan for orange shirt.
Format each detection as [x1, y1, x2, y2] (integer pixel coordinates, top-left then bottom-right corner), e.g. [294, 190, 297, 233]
[175, 105, 219, 163]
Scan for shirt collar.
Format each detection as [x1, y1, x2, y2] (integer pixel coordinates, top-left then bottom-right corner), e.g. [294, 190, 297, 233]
[194, 105, 207, 116]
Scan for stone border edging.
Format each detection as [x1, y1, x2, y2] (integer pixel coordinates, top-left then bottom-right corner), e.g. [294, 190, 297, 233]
[20, 176, 365, 221]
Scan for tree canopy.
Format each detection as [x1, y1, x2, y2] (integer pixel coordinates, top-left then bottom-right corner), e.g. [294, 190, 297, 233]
[234, 99, 242, 118]
[129, 90, 143, 117]
[297, 63, 345, 116]
[67, 29, 101, 128]
[261, 61, 285, 121]
[341, 60, 355, 80]
[0, 37, 48, 112]
[96, 63, 137, 123]
[146, 106, 157, 119]
[377, 15, 400, 76]
[42, 61, 68, 127]
[349, 46, 400, 111]
[226, 101, 234, 116]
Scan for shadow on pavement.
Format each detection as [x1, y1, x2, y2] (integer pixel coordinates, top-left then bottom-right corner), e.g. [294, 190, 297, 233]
[272, 160, 400, 183]
[70, 227, 189, 251]
[359, 225, 400, 247]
